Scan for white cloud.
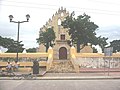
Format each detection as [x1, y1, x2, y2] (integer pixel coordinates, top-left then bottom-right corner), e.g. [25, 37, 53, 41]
[96, 26, 120, 42]
[0, 46, 8, 53]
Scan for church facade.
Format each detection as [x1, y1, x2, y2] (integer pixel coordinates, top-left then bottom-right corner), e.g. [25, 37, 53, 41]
[38, 7, 93, 60]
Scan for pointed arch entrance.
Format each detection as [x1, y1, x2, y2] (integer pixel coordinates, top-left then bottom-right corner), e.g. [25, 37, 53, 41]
[59, 47, 67, 59]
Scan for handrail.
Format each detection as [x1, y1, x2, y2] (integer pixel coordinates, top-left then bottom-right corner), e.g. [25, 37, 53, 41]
[76, 53, 120, 58]
[0, 53, 48, 58]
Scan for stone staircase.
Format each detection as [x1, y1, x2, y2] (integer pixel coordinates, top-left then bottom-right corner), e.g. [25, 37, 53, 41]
[48, 60, 75, 73]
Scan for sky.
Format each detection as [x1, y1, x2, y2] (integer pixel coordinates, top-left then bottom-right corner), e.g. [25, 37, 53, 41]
[0, 0, 120, 50]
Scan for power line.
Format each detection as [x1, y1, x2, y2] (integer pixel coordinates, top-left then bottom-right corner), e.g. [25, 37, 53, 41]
[3, 0, 120, 6]
[86, 0, 120, 6]
[74, 9, 120, 16]
[0, 4, 57, 10]
[0, 3, 120, 16]
[2, 0, 120, 13]
[1, 0, 59, 7]
[69, 7, 120, 14]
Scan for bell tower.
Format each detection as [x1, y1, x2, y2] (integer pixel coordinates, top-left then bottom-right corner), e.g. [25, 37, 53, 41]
[52, 7, 70, 60]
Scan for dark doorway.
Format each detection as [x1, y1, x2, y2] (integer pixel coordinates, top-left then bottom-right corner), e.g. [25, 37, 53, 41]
[59, 47, 67, 59]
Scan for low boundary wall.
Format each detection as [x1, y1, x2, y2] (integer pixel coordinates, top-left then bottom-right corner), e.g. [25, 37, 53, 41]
[0, 47, 53, 72]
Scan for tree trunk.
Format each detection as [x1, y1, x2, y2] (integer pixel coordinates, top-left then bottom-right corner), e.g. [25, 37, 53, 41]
[46, 42, 49, 52]
[77, 41, 80, 53]
[50, 41, 52, 47]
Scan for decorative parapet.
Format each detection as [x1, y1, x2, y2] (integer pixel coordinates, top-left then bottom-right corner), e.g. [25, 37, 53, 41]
[46, 47, 53, 71]
[76, 53, 120, 58]
[70, 46, 76, 56]
[0, 53, 48, 58]
[70, 46, 79, 73]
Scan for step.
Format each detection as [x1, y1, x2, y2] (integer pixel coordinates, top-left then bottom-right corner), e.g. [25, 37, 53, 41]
[48, 60, 75, 73]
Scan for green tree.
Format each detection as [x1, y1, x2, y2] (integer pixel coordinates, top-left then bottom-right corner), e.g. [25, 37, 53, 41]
[26, 48, 36, 53]
[109, 40, 120, 53]
[62, 12, 108, 52]
[0, 36, 24, 53]
[36, 27, 56, 52]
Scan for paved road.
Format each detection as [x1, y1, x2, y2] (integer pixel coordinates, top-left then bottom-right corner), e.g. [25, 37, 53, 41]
[0, 80, 120, 90]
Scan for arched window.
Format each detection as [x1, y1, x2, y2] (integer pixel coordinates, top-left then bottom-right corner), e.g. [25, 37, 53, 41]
[61, 12, 64, 17]
[58, 19, 61, 25]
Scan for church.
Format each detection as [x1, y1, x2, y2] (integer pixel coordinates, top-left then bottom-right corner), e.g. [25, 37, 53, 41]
[38, 7, 93, 60]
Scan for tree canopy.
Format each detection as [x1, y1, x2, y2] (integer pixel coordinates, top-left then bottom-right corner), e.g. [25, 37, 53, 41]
[26, 48, 36, 53]
[0, 36, 24, 53]
[36, 27, 56, 52]
[109, 40, 120, 53]
[62, 12, 108, 52]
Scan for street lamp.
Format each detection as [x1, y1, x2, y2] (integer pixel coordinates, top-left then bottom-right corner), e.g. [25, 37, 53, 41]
[9, 14, 30, 62]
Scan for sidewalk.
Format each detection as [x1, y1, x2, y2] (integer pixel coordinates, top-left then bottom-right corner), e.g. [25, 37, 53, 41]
[40, 72, 120, 80]
[0, 72, 120, 80]
[79, 68, 120, 73]
[0, 68, 120, 80]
